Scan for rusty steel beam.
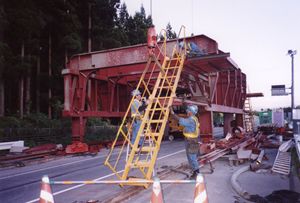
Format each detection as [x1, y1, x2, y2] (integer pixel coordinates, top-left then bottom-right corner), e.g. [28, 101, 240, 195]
[206, 104, 244, 114]
[246, 93, 264, 97]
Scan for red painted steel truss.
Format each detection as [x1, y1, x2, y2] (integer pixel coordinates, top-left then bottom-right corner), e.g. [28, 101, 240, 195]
[62, 34, 246, 152]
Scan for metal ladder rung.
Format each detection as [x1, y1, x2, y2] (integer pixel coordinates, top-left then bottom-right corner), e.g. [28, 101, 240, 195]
[140, 146, 156, 152]
[166, 57, 180, 61]
[165, 76, 177, 79]
[165, 66, 180, 70]
[130, 160, 151, 168]
[146, 132, 160, 137]
[157, 96, 172, 99]
[158, 86, 174, 89]
[149, 107, 167, 111]
[148, 119, 165, 123]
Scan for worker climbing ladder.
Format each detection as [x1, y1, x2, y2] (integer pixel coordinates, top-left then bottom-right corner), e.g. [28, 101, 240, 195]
[243, 97, 254, 132]
[104, 26, 187, 186]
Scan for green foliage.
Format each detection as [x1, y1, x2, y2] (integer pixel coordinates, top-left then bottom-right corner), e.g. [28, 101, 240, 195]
[166, 23, 177, 39]
[0, 113, 71, 129]
[50, 97, 64, 119]
[85, 125, 118, 142]
[213, 112, 223, 126]
[126, 5, 153, 45]
[87, 118, 110, 127]
[0, 116, 22, 128]
[0, 113, 118, 147]
[159, 22, 177, 41]
[0, 113, 72, 146]
[1, 0, 152, 117]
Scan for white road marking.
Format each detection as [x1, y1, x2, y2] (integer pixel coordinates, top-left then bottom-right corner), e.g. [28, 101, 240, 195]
[0, 153, 112, 180]
[25, 149, 185, 203]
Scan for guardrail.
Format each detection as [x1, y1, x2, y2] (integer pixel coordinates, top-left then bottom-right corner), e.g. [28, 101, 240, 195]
[0, 141, 24, 150]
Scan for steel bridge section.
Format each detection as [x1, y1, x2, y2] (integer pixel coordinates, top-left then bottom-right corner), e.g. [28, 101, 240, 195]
[62, 34, 247, 151]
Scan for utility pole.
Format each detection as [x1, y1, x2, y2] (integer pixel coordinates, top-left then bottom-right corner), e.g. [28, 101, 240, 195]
[48, 34, 52, 119]
[287, 50, 297, 126]
[288, 50, 296, 109]
[150, 0, 152, 17]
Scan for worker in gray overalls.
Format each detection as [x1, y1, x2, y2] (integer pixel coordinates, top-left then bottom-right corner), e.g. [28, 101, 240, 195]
[170, 105, 200, 179]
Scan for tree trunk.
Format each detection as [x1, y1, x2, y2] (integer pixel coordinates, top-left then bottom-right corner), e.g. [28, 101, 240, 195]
[25, 69, 31, 115]
[19, 77, 24, 118]
[20, 41, 25, 119]
[48, 34, 52, 119]
[36, 54, 40, 113]
[65, 48, 68, 64]
[0, 79, 4, 117]
[0, 2, 4, 117]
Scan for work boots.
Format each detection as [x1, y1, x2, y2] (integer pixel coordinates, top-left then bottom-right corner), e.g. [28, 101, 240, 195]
[190, 169, 200, 179]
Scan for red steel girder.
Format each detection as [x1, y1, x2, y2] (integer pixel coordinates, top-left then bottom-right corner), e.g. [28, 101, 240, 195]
[62, 33, 248, 151]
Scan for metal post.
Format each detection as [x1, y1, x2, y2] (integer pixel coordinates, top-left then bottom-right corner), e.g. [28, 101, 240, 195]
[287, 50, 297, 120]
[150, 0, 152, 17]
[291, 52, 294, 109]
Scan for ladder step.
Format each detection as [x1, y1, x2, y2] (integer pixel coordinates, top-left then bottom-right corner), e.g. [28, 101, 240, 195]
[166, 57, 180, 61]
[140, 146, 156, 152]
[165, 66, 180, 70]
[149, 107, 167, 111]
[149, 119, 165, 123]
[165, 76, 177, 79]
[157, 96, 172, 99]
[159, 86, 173, 89]
[145, 132, 160, 137]
[130, 161, 151, 168]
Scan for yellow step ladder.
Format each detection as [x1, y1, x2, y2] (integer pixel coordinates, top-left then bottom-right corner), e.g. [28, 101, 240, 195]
[104, 26, 187, 186]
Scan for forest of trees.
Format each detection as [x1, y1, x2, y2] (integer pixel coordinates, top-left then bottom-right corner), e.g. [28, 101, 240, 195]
[0, 0, 177, 120]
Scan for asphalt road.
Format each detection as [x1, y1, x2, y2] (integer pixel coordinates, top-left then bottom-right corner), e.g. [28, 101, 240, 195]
[0, 140, 186, 203]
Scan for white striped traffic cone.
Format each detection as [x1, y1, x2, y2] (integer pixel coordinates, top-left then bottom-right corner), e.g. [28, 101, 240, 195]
[194, 174, 208, 203]
[150, 177, 164, 203]
[39, 175, 54, 203]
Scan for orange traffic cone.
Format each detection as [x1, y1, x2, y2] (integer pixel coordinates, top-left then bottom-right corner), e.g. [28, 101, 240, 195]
[194, 174, 208, 203]
[150, 177, 164, 203]
[39, 175, 54, 203]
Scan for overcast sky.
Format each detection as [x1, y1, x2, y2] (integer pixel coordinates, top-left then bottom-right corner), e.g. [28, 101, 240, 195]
[123, 0, 300, 111]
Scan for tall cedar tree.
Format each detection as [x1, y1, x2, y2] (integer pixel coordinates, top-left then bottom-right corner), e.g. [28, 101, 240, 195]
[1, 0, 152, 117]
[159, 22, 177, 41]
[126, 6, 153, 45]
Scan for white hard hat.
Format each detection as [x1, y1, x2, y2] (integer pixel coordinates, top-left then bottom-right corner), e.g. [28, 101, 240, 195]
[186, 105, 198, 115]
[131, 89, 141, 96]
